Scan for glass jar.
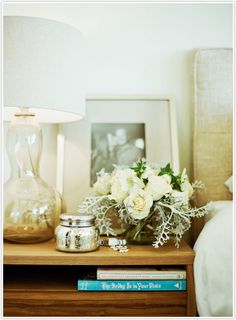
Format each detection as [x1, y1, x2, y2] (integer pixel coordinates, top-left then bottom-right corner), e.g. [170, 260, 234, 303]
[3, 110, 57, 243]
[123, 215, 156, 245]
[55, 213, 100, 252]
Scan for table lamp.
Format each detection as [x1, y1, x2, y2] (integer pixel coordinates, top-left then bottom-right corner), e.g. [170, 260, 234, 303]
[3, 16, 85, 243]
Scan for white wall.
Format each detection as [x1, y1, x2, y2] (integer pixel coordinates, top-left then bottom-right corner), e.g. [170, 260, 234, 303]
[3, 3, 233, 212]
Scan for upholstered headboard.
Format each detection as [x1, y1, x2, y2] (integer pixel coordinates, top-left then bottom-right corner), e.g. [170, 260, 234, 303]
[192, 48, 233, 243]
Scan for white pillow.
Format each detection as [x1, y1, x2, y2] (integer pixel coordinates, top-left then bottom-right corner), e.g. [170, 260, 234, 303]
[205, 200, 232, 222]
[224, 175, 233, 193]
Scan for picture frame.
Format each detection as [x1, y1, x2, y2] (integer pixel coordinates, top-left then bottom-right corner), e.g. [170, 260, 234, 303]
[63, 95, 180, 208]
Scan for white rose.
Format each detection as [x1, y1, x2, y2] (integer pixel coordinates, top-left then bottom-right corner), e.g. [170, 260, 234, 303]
[93, 170, 111, 195]
[141, 165, 156, 180]
[109, 168, 144, 204]
[145, 175, 172, 201]
[141, 164, 160, 180]
[124, 188, 153, 220]
[179, 168, 193, 198]
[161, 174, 172, 185]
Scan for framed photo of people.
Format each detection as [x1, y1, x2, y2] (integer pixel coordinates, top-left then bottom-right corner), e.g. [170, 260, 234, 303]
[62, 96, 180, 208]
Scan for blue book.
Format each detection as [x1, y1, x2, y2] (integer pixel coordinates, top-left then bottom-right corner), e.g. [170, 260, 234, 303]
[77, 280, 186, 291]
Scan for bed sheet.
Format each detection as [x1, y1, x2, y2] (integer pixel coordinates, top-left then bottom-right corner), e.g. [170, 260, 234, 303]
[193, 200, 233, 317]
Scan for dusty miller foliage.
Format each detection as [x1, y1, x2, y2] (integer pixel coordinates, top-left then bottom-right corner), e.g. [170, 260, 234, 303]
[78, 196, 118, 236]
[78, 195, 210, 248]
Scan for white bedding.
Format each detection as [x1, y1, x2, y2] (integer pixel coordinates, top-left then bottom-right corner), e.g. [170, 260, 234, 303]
[193, 200, 233, 317]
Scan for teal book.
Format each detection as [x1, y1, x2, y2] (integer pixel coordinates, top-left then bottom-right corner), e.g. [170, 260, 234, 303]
[77, 279, 186, 291]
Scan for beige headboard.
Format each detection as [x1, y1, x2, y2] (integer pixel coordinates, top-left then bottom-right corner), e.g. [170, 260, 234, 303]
[192, 48, 233, 243]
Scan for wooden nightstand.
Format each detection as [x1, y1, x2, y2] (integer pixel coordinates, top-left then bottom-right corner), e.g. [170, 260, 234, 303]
[3, 239, 196, 317]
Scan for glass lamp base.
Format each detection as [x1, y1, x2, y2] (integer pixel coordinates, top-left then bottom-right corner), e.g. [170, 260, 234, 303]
[4, 225, 54, 243]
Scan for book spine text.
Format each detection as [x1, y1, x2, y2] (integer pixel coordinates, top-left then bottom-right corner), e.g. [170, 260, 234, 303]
[77, 280, 186, 291]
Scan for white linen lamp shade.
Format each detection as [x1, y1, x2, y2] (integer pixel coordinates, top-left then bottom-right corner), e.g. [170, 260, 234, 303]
[3, 16, 85, 243]
[3, 15, 85, 122]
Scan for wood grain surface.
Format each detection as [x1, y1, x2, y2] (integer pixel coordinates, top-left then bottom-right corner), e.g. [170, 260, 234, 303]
[4, 290, 187, 317]
[4, 239, 194, 265]
[4, 239, 196, 317]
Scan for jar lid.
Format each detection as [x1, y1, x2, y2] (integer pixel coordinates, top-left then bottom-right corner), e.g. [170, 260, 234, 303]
[60, 213, 96, 227]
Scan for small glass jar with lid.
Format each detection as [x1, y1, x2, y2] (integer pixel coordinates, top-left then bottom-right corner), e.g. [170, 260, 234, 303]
[55, 213, 100, 252]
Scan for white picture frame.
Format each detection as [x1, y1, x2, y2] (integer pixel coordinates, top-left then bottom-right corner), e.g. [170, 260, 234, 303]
[63, 95, 180, 209]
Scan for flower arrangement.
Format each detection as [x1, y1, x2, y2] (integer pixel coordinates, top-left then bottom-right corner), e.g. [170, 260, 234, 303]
[78, 159, 209, 248]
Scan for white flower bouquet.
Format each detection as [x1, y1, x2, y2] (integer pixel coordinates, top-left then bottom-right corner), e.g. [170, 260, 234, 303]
[78, 159, 209, 248]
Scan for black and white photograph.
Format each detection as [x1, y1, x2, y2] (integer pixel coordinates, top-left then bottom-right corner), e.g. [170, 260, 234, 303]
[91, 123, 146, 184]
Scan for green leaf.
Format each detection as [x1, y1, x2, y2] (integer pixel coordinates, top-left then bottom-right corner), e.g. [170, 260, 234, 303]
[158, 163, 182, 191]
[131, 158, 147, 179]
[171, 174, 182, 191]
[158, 163, 173, 176]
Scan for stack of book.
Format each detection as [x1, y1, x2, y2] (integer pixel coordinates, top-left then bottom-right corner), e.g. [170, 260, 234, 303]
[77, 266, 187, 291]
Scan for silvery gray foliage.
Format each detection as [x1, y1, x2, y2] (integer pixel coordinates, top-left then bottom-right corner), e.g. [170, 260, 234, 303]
[78, 195, 210, 248]
[152, 201, 210, 248]
[78, 196, 117, 236]
[78, 196, 139, 236]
